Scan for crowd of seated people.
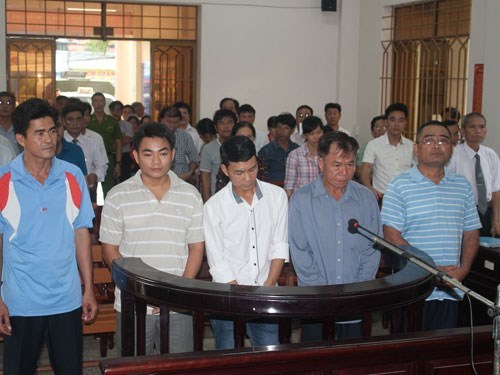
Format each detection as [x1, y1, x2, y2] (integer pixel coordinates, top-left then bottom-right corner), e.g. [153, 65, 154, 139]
[1, 90, 499, 371]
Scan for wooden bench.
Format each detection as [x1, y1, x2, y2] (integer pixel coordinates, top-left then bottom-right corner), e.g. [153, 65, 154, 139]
[82, 244, 116, 357]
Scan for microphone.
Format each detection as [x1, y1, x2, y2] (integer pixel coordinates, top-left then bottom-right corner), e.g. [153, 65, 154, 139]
[348, 219, 359, 234]
[347, 218, 496, 311]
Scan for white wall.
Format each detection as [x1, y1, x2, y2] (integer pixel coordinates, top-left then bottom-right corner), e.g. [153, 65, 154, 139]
[469, 0, 500, 153]
[197, 1, 343, 129]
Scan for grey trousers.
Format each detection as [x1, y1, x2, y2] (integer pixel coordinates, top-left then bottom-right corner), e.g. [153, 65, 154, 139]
[116, 310, 194, 355]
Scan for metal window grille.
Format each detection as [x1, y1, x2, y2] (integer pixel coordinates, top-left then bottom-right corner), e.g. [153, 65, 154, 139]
[381, 0, 471, 139]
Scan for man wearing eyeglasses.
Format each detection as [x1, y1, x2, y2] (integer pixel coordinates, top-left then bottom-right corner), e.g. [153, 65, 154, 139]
[381, 121, 480, 330]
[0, 91, 20, 155]
[291, 104, 313, 146]
[360, 103, 414, 204]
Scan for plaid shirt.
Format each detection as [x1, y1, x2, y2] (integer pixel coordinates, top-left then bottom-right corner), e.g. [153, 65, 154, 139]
[284, 144, 320, 191]
[172, 129, 200, 176]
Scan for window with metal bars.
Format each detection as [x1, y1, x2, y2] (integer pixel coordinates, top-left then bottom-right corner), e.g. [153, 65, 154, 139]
[380, 0, 471, 139]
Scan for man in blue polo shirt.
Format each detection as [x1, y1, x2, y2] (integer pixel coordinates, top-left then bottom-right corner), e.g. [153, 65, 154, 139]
[0, 98, 97, 374]
[381, 121, 480, 330]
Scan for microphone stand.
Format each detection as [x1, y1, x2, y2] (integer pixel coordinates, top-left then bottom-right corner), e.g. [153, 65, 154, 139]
[349, 220, 500, 374]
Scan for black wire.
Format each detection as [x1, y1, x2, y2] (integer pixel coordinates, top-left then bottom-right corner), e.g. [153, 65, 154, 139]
[466, 293, 479, 375]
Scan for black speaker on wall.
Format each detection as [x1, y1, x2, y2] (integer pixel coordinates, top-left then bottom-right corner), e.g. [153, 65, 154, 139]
[322, 0, 337, 12]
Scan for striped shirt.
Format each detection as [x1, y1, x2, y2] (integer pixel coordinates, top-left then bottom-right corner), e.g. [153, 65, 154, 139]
[381, 166, 481, 301]
[100, 170, 204, 312]
[284, 144, 320, 192]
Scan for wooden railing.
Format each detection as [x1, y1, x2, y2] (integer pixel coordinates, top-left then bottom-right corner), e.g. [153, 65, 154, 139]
[111, 247, 436, 356]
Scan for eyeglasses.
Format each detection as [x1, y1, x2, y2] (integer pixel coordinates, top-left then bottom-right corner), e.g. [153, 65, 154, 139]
[66, 117, 83, 124]
[297, 113, 311, 119]
[373, 125, 387, 131]
[420, 137, 451, 146]
[0, 99, 14, 106]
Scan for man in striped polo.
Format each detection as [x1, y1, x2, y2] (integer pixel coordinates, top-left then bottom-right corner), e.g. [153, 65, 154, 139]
[100, 123, 204, 354]
[381, 121, 481, 330]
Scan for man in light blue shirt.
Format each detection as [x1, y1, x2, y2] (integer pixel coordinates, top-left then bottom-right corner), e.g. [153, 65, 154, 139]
[289, 132, 381, 341]
[382, 121, 480, 330]
[0, 99, 97, 374]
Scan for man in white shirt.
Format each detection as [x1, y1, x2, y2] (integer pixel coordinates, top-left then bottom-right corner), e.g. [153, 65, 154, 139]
[204, 136, 289, 350]
[291, 104, 313, 146]
[63, 102, 109, 199]
[360, 103, 414, 203]
[448, 112, 500, 237]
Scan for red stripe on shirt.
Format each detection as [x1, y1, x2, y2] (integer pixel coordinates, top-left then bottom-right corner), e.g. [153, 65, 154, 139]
[0, 172, 11, 211]
[65, 172, 82, 209]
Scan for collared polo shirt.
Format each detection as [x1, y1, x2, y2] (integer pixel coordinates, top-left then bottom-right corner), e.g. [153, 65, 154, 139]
[99, 170, 204, 313]
[0, 155, 94, 316]
[381, 166, 481, 301]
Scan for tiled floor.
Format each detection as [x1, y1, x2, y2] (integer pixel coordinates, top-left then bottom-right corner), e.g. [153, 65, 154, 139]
[0, 313, 389, 374]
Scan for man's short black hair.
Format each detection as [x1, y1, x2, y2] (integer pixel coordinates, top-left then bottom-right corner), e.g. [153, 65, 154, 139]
[12, 98, 58, 136]
[324, 102, 342, 113]
[123, 104, 134, 113]
[158, 106, 181, 122]
[416, 120, 451, 141]
[55, 95, 69, 104]
[109, 100, 124, 111]
[62, 102, 85, 118]
[213, 109, 237, 125]
[173, 101, 191, 114]
[441, 106, 461, 122]
[133, 123, 175, 151]
[219, 97, 240, 111]
[318, 132, 359, 158]
[196, 118, 216, 136]
[91, 92, 105, 101]
[370, 115, 386, 130]
[231, 121, 256, 137]
[267, 116, 278, 129]
[276, 112, 296, 130]
[385, 103, 408, 118]
[220, 135, 256, 167]
[237, 104, 255, 116]
[302, 116, 323, 135]
[296, 104, 313, 115]
[0, 91, 16, 102]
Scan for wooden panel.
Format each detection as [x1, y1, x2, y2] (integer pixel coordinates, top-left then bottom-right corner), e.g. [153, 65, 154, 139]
[100, 326, 493, 375]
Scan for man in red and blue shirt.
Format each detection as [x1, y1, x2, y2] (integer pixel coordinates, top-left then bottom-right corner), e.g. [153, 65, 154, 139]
[0, 98, 97, 374]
